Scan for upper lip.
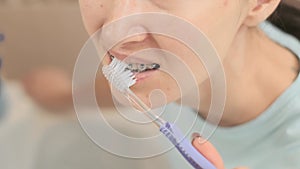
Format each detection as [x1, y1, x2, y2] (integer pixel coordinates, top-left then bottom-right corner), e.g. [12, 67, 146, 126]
[108, 50, 160, 65]
[108, 51, 128, 61]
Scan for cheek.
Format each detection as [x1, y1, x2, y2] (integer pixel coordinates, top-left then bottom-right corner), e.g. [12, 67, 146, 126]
[79, 0, 108, 35]
[153, 35, 209, 85]
[170, 1, 243, 59]
[188, 5, 242, 60]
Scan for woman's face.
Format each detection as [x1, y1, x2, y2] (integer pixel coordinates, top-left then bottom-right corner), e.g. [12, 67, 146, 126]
[79, 0, 250, 107]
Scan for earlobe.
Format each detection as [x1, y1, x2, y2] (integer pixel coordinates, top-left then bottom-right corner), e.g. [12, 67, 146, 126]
[243, 0, 281, 27]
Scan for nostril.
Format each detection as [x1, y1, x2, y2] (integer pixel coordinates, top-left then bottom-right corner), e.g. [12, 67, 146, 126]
[99, 24, 149, 52]
[128, 25, 148, 36]
[125, 25, 149, 43]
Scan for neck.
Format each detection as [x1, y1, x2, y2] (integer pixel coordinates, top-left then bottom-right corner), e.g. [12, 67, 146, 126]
[198, 25, 299, 127]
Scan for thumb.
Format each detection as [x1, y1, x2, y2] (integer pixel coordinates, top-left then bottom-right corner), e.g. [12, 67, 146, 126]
[192, 133, 225, 169]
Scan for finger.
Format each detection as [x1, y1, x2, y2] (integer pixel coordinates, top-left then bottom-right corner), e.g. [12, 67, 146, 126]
[192, 134, 225, 169]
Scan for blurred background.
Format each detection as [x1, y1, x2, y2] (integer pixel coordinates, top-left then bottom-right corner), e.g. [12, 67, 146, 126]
[0, 0, 87, 79]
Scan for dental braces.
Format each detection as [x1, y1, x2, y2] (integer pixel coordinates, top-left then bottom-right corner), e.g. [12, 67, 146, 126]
[126, 63, 160, 72]
[109, 53, 160, 73]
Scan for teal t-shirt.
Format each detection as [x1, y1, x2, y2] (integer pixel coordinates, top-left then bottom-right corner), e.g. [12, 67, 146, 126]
[164, 22, 300, 169]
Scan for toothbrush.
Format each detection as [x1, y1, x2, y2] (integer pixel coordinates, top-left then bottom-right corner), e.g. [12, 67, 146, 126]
[102, 57, 217, 169]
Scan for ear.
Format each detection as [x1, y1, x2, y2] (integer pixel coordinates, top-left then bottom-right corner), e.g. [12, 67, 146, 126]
[244, 0, 281, 27]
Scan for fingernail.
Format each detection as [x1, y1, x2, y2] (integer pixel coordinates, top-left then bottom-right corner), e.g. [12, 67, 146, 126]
[191, 132, 200, 141]
[191, 132, 207, 145]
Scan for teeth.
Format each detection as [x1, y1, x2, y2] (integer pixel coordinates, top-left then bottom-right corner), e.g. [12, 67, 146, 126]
[108, 52, 160, 73]
[150, 63, 160, 69]
[108, 53, 115, 60]
[138, 64, 146, 72]
[126, 63, 160, 72]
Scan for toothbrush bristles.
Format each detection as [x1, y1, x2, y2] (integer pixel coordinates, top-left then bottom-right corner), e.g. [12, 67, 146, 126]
[102, 57, 136, 92]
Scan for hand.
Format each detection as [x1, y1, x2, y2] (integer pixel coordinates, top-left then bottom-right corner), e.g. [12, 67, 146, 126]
[192, 134, 249, 169]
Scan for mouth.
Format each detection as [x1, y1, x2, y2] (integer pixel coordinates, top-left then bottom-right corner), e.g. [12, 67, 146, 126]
[107, 51, 160, 82]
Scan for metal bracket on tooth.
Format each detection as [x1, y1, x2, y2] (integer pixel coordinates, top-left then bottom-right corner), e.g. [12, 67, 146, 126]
[126, 63, 160, 72]
[108, 52, 160, 73]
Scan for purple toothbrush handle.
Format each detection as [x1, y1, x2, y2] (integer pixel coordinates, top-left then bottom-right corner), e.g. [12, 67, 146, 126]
[160, 122, 217, 169]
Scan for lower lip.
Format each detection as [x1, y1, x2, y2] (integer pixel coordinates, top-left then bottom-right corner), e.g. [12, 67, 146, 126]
[134, 70, 158, 83]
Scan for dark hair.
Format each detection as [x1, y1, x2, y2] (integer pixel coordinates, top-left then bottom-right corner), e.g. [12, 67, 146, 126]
[268, 0, 300, 40]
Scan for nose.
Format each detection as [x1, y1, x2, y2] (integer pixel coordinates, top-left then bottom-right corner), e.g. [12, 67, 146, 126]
[100, 0, 150, 53]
